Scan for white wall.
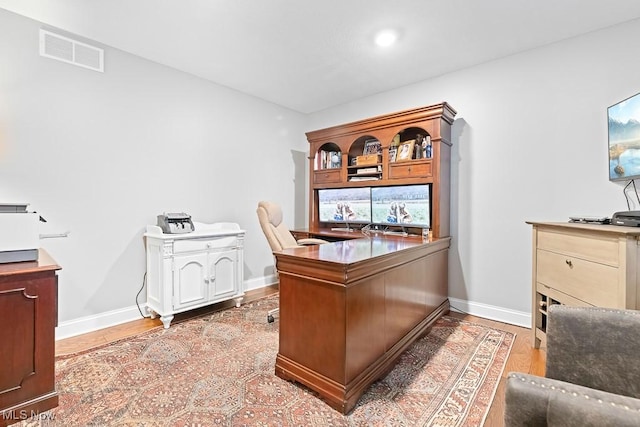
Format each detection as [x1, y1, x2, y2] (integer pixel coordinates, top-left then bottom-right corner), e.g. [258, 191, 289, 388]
[0, 9, 309, 337]
[4, 7, 640, 336]
[309, 19, 640, 326]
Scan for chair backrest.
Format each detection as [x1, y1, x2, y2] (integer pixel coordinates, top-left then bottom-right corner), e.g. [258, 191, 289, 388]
[256, 201, 300, 252]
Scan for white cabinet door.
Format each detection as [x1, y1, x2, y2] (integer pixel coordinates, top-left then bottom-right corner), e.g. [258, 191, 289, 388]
[209, 249, 238, 299]
[173, 253, 208, 310]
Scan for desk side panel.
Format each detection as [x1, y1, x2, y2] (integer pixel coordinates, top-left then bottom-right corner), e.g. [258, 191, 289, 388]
[385, 248, 448, 351]
[278, 275, 346, 383]
[345, 276, 386, 383]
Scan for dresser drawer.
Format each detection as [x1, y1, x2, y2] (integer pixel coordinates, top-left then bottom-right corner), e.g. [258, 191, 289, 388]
[537, 229, 619, 266]
[536, 249, 619, 307]
[173, 236, 237, 253]
[388, 160, 432, 179]
[314, 169, 341, 184]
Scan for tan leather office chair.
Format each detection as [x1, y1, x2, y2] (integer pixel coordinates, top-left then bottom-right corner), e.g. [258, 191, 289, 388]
[256, 201, 327, 323]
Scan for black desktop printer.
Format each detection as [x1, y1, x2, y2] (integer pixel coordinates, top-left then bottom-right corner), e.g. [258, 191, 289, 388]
[611, 211, 640, 227]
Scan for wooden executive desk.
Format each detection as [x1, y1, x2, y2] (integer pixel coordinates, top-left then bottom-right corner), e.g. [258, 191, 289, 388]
[274, 230, 450, 414]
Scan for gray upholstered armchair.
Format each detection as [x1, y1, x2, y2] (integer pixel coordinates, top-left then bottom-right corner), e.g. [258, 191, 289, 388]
[505, 305, 640, 426]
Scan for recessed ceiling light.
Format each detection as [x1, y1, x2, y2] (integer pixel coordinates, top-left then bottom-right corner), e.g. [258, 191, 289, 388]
[375, 30, 397, 47]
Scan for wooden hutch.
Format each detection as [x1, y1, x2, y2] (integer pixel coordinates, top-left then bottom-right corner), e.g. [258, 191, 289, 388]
[305, 102, 456, 238]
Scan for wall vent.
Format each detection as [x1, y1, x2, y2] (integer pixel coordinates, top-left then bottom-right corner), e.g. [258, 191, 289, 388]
[39, 29, 104, 72]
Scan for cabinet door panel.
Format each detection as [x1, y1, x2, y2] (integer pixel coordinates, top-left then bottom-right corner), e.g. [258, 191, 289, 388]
[209, 250, 237, 298]
[0, 270, 58, 416]
[173, 254, 208, 309]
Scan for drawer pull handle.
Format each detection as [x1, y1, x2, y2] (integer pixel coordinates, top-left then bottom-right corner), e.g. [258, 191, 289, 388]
[565, 259, 573, 267]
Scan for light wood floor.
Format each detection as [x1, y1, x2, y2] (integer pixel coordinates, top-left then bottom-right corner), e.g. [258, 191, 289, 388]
[55, 288, 545, 427]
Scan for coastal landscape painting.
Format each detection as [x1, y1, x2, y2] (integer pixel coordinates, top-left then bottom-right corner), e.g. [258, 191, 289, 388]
[609, 92, 640, 181]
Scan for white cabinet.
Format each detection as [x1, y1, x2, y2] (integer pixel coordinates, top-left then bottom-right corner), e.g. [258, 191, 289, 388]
[144, 222, 245, 328]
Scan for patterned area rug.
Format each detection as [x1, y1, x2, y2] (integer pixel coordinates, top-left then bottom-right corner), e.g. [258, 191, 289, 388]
[21, 295, 514, 426]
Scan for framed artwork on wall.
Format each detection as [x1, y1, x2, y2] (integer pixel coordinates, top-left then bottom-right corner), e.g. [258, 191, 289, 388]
[608, 92, 640, 181]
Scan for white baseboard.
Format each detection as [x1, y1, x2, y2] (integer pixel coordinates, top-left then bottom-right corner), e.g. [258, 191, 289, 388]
[56, 277, 278, 341]
[244, 274, 277, 291]
[57, 282, 526, 340]
[448, 297, 531, 328]
[56, 305, 143, 341]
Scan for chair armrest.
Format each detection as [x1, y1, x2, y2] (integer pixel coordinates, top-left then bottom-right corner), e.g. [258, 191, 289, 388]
[296, 238, 329, 245]
[505, 372, 640, 427]
[546, 305, 640, 398]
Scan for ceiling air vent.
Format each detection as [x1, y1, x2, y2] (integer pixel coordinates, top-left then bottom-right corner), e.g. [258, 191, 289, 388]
[39, 29, 104, 72]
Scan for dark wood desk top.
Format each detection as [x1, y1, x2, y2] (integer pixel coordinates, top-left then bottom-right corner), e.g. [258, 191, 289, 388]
[278, 232, 451, 264]
[0, 249, 60, 277]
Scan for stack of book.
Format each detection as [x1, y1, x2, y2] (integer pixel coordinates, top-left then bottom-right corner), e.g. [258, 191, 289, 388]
[318, 150, 341, 169]
[349, 176, 379, 182]
[356, 167, 378, 175]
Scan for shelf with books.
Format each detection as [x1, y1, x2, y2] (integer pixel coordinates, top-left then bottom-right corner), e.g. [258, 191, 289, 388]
[347, 163, 382, 181]
[315, 142, 342, 171]
[388, 128, 433, 164]
[317, 150, 342, 170]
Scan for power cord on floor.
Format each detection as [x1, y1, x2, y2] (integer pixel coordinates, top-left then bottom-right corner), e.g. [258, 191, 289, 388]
[135, 272, 150, 318]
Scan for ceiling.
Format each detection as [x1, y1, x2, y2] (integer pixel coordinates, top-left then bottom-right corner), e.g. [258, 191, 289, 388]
[2, 1, 640, 114]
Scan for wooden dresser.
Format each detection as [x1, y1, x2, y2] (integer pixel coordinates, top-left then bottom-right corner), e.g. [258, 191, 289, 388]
[0, 250, 60, 426]
[528, 222, 640, 348]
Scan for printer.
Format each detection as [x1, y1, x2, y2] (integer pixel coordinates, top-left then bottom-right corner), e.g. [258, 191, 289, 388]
[157, 212, 195, 234]
[0, 203, 40, 263]
[611, 210, 640, 227]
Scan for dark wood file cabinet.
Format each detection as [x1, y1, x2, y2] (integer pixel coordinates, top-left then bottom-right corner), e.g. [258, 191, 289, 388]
[0, 250, 60, 426]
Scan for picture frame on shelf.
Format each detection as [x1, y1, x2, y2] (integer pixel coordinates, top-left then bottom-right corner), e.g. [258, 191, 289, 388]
[389, 146, 398, 163]
[397, 140, 415, 161]
[363, 139, 381, 155]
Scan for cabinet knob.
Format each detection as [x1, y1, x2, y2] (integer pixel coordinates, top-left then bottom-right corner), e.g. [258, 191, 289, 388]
[565, 259, 573, 267]
[204, 278, 210, 283]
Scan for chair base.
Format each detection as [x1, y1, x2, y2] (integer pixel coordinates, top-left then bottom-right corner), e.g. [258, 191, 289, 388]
[267, 307, 279, 323]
